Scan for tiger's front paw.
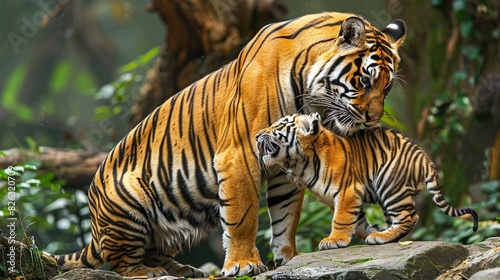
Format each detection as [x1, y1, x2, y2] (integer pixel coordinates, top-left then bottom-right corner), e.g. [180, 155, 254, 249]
[221, 258, 268, 276]
[169, 264, 205, 278]
[318, 236, 351, 250]
[272, 244, 298, 267]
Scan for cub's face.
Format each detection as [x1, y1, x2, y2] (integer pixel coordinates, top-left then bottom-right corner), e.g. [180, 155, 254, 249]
[256, 113, 321, 171]
[305, 17, 406, 136]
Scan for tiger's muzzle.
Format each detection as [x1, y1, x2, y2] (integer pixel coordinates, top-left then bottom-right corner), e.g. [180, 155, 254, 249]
[256, 133, 280, 158]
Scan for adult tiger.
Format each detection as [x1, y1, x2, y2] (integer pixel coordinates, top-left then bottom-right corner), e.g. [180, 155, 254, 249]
[49, 12, 406, 277]
[256, 113, 478, 248]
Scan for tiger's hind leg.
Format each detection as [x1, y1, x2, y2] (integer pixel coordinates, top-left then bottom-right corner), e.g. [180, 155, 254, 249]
[145, 249, 205, 277]
[365, 197, 419, 244]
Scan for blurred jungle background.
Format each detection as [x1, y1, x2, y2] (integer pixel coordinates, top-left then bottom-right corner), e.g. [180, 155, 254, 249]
[1, 0, 499, 273]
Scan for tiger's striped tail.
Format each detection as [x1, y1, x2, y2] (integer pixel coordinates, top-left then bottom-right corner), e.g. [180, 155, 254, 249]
[46, 239, 103, 271]
[426, 173, 479, 232]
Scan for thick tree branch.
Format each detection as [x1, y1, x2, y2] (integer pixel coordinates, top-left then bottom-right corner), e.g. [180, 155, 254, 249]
[0, 147, 106, 190]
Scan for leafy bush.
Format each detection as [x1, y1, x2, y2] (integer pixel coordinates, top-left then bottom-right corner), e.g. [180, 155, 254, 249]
[0, 161, 89, 255]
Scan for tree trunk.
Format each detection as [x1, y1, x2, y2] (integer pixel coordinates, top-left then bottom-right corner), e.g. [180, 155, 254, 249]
[129, 0, 288, 127]
[491, 131, 500, 180]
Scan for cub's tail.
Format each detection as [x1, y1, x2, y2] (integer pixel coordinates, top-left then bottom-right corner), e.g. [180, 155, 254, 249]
[427, 173, 479, 232]
[45, 239, 103, 271]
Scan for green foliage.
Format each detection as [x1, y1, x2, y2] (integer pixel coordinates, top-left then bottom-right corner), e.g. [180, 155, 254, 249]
[382, 103, 406, 131]
[94, 73, 140, 120]
[413, 0, 499, 243]
[296, 192, 332, 252]
[0, 161, 89, 254]
[0, 164, 62, 278]
[1, 62, 33, 122]
[93, 46, 160, 122]
[50, 61, 72, 93]
[235, 276, 253, 280]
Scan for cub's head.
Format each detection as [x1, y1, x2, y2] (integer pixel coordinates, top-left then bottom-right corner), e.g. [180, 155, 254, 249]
[256, 113, 322, 171]
[303, 15, 406, 136]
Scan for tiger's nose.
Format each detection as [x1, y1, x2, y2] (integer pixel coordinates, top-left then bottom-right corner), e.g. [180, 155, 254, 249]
[366, 111, 381, 122]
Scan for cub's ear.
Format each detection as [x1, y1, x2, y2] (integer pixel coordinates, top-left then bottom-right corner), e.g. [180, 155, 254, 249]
[382, 19, 406, 48]
[305, 113, 320, 136]
[339, 17, 366, 48]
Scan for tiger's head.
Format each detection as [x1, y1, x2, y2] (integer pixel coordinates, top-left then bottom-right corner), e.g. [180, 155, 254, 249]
[256, 113, 322, 173]
[302, 16, 406, 136]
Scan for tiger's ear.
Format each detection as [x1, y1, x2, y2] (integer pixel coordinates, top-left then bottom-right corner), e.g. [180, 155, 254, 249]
[339, 17, 366, 48]
[382, 19, 406, 48]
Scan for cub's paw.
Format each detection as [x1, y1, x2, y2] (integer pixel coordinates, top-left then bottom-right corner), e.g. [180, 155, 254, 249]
[221, 258, 268, 276]
[272, 244, 297, 267]
[365, 232, 395, 245]
[318, 237, 350, 250]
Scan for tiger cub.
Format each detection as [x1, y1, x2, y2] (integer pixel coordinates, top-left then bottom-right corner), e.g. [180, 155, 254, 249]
[256, 113, 478, 249]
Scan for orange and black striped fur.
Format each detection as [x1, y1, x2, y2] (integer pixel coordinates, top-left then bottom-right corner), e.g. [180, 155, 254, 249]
[49, 13, 406, 277]
[256, 113, 479, 249]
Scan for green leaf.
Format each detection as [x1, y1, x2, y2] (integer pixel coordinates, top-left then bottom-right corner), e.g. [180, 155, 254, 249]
[461, 46, 480, 61]
[452, 0, 466, 11]
[95, 84, 115, 100]
[118, 60, 139, 73]
[119, 46, 160, 73]
[112, 105, 122, 115]
[16, 106, 34, 121]
[25, 136, 40, 153]
[235, 274, 254, 280]
[453, 71, 468, 83]
[431, 0, 444, 6]
[467, 234, 483, 244]
[23, 165, 38, 171]
[0, 63, 34, 121]
[139, 46, 160, 65]
[460, 21, 473, 38]
[50, 60, 72, 93]
[94, 105, 113, 120]
[13, 165, 25, 173]
[480, 181, 500, 193]
[75, 70, 96, 94]
[25, 178, 41, 186]
[298, 202, 330, 228]
[1, 63, 27, 107]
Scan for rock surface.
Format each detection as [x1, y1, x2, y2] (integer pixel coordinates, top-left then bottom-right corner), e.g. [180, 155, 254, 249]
[256, 241, 468, 280]
[49, 238, 500, 280]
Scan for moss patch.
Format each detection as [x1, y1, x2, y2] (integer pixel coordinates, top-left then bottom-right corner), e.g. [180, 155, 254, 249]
[337, 258, 374, 265]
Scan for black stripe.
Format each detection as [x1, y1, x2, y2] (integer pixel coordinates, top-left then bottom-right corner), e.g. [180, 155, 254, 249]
[267, 189, 300, 208]
[272, 17, 340, 40]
